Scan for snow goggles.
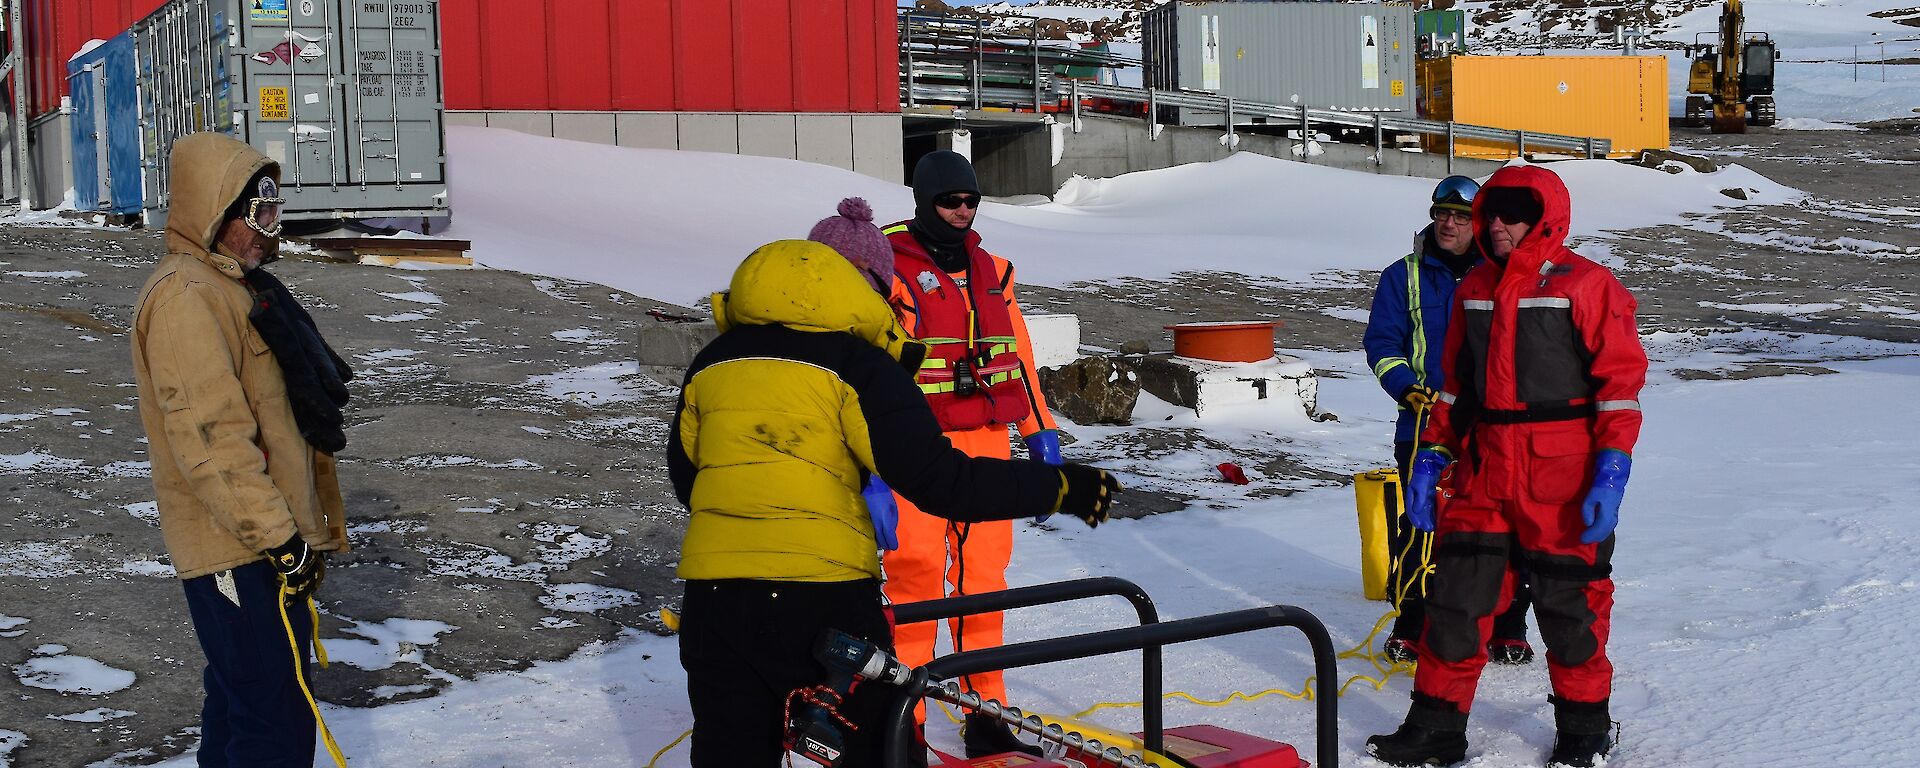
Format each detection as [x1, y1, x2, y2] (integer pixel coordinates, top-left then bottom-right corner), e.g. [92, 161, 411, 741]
[1430, 174, 1479, 214]
[934, 192, 981, 210]
[245, 176, 286, 238]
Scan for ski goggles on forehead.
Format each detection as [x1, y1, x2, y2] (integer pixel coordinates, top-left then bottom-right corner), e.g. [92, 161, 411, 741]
[1431, 175, 1479, 209]
[934, 192, 981, 210]
[245, 176, 286, 237]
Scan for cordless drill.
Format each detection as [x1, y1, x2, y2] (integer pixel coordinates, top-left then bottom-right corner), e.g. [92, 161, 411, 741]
[786, 630, 914, 767]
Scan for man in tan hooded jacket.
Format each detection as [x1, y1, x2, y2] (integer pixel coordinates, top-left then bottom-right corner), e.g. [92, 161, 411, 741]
[132, 132, 350, 767]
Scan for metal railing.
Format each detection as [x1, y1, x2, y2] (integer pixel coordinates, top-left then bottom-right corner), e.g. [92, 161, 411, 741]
[892, 577, 1165, 755]
[881, 603, 1341, 768]
[1069, 81, 1612, 171]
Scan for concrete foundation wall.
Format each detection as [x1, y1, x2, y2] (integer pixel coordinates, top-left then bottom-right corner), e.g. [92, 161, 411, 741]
[966, 112, 1505, 198]
[25, 113, 73, 209]
[451, 110, 906, 184]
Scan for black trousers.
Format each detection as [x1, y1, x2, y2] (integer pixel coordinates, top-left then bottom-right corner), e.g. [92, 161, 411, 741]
[1390, 441, 1534, 642]
[681, 579, 896, 768]
[181, 560, 317, 768]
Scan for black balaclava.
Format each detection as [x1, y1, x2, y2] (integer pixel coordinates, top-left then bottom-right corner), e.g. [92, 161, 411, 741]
[907, 150, 980, 273]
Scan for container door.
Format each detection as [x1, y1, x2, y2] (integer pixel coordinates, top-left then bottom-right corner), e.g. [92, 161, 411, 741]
[342, 0, 444, 191]
[237, 0, 352, 209]
[105, 36, 147, 216]
[135, 2, 233, 219]
[68, 62, 105, 211]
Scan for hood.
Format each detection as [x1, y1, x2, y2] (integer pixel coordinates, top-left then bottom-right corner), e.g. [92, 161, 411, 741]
[711, 240, 927, 367]
[1473, 164, 1571, 275]
[165, 132, 279, 277]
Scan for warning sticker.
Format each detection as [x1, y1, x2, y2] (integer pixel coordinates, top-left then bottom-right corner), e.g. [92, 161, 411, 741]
[1391, 79, 1406, 97]
[250, 0, 288, 22]
[258, 87, 289, 120]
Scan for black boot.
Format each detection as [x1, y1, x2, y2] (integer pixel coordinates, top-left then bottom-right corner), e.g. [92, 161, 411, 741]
[1487, 637, 1535, 665]
[1365, 693, 1468, 766]
[963, 712, 1043, 758]
[1546, 732, 1612, 767]
[1546, 696, 1614, 768]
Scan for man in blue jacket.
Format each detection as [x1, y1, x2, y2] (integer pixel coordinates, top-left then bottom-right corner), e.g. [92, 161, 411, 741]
[1363, 175, 1535, 666]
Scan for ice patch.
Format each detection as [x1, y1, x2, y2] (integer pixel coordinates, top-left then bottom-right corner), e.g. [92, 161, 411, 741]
[550, 327, 619, 346]
[117, 558, 174, 578]
[528, 360, 654, 404]
[387, 454, 542, 471]
[49, 708, 135, 723]
[327, 617, 457, 672]
[0, 614, 27, 639]
[377, 291, 444, 305]
[122, 501, 158, 524]
[1700, 301, 1847, 316]
[1775, 117, 1864, 131]
[101, 460, 150, 478]
[0, 730, 24, 765]
[355, 348, 426, 363]
[0, 541, 84, 579]
[5, 270, 86, 278]
[0, 452, 84, 473]
[13, 647, 135, 695]
[540, 583, 640, 613]
[366, 312, 433, 323]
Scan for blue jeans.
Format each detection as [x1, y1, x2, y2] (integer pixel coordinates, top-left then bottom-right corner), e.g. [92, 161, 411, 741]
[181, 559, 317, 768]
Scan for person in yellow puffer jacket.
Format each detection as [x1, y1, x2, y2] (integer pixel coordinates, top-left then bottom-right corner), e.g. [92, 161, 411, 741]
[667, 239, 1120, 768]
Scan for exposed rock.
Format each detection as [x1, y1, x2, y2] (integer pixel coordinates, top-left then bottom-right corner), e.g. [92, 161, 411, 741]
[1720, 187, 1750, 200]
[1636, 148, 1719, 174]
[1038, 356, 1141, 425]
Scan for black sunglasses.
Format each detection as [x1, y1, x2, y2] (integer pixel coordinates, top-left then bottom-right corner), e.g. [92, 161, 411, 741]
[934, 193, 981, 210]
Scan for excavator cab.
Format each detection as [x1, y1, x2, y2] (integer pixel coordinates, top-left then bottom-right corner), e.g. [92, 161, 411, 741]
[1679, 1, 1778, 131]
[1741, 36, 1778, 126]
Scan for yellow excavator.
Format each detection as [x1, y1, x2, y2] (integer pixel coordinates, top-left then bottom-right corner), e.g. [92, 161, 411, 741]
[1682, 0, 1780, 133]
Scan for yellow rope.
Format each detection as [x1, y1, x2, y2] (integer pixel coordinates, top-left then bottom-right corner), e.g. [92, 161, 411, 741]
[643, 728, 693, 768]
[1061, 404, 1442, 717]
[277, 580, 348, 768]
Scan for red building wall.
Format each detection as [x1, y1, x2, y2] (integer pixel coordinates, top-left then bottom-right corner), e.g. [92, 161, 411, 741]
[438, 0, 900, 113]
[27, 0, 900, 119]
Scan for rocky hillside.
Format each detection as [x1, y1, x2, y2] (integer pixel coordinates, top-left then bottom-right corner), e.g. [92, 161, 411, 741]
[915, 0, 1777, 51]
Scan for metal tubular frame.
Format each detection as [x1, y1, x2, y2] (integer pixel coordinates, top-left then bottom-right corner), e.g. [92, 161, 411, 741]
[891, 577, 1164, 755]
[882, 604, 1340, 768]
[1075, 82, 1611, 158]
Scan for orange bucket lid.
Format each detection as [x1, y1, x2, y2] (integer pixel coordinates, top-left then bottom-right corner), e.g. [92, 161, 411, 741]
[1164, 321, 1280, 363]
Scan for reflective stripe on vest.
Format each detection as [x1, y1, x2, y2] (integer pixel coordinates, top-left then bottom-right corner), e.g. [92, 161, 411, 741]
[1405, 253, 1429, 385]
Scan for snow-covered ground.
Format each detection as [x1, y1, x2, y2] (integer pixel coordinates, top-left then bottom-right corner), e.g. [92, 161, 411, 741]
[440, 127, 1793, 307]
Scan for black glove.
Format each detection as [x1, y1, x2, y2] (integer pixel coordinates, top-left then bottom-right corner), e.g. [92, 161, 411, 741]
[1057, 464, 1121, 529]
[266, 534, 325, 602]
[1400, 384, 1437, 409]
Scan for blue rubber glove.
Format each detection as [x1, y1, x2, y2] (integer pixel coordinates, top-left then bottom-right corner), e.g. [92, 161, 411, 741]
[1404, 448, 1452, 533]
[1023, 431, 1064, 522]
[1024, 431, 1064, 466]
[862, 475, 899, 551]
[1580, 450, 1631, 543]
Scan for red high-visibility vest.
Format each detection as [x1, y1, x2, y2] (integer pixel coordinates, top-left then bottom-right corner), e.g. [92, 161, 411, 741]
[885, 223, 1032, 431]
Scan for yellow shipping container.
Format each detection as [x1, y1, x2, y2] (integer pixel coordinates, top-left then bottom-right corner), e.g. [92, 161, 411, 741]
[1418, 55, 1668, 160]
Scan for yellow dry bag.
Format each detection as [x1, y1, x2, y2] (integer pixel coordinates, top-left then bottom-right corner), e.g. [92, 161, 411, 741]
[1353, 468, 1401, 601]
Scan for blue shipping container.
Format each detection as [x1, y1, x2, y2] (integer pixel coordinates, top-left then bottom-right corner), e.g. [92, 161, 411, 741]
[68, 33, 143, 216]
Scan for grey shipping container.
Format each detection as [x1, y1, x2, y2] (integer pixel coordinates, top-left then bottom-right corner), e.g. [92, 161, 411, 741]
[133, 0, 447, 226]
[1144, 1, 1416, 125]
